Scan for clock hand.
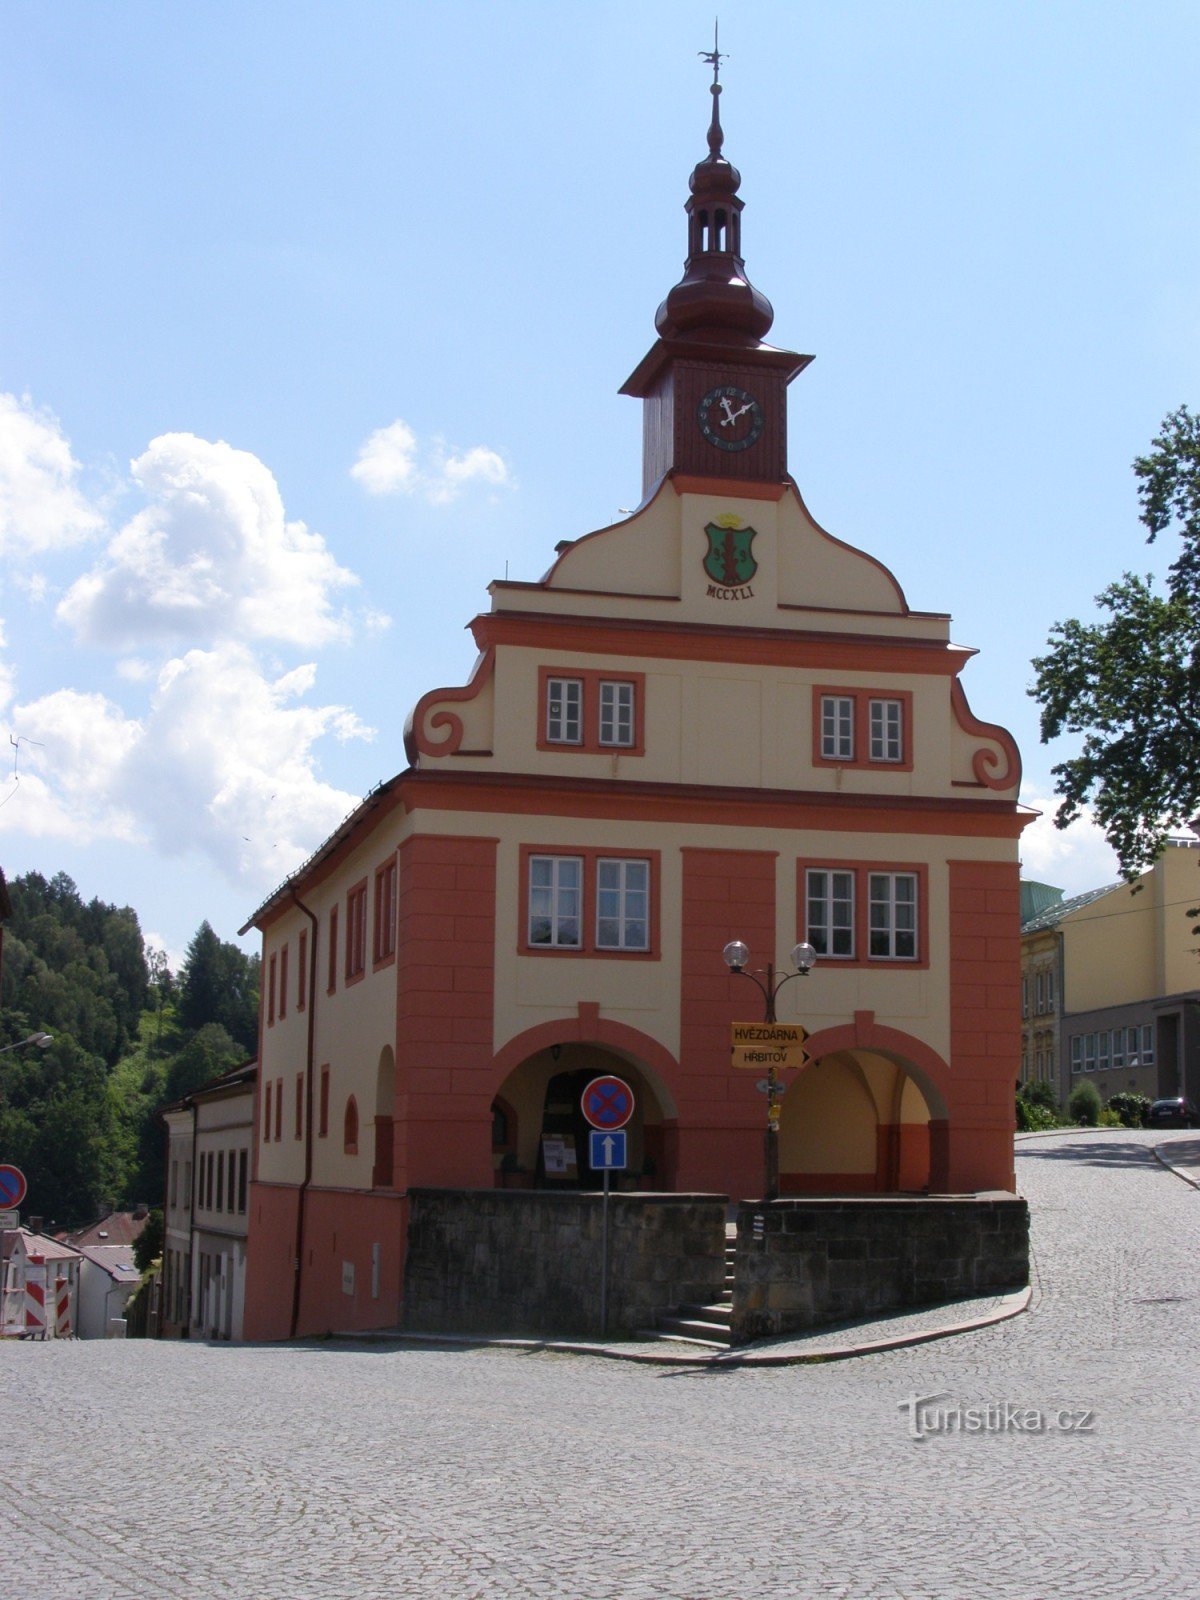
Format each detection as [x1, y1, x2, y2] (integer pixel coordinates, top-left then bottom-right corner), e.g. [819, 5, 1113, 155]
[719, 396, 736, 424]
[729, 401, 753, 423]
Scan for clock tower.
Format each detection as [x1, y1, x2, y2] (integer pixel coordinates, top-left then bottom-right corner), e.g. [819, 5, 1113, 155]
[620, 63, 812, 498]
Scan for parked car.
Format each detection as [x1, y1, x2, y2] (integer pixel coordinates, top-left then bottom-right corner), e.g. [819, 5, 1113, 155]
[1147, 1097, 1200, 1129]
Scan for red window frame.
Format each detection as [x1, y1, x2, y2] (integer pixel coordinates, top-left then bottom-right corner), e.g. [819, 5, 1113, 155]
[327, 906, 339, 994]
[319, 1065, 330, 1138]
[267, 954, 276, 1027]
[274, 1076, 283, 1141]
[279, 944, 288, 1020]
[344, 1096, 359, 1156]
[518, 844, 660, 959]
[811, 686, 914, 772]
[263, 1081, 272, 1143]
[298, 929, 308, 1012]
[797, 858, 930, 970]
[345, 879, 368, 984]
[373, 856, 398, 969]
[536, 667, 646, 756]
[294, 1072, 303, 1140]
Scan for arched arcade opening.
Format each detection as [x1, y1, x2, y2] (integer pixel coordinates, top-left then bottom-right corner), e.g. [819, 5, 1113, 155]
[778, 1048, 942, 1194]
[491, 1042, 677, 1190]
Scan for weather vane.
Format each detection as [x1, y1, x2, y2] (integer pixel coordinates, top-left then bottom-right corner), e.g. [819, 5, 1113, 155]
[699, 17, 726, 85]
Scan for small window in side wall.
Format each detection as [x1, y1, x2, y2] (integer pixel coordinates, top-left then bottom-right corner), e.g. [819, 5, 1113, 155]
[374, 858, 397, 966]
[319, 1065, 330, 1138]
[298, 929, 308, 1011]
[279, 945, 288, 1019]
[267, 954, 277, 1026]
[216, 1151, 224, 1212]
[1141, 1023, 1155, 1065]
[263, 1082, 272, 1141]
[346, 881, 367, 980]
[274, 1076, 283, 1141]
[327, 906, 339, 993]
[237, 1150, 248, 1213]
[295, 1072, 303, 1139]
[344, 1096, 359, 1156]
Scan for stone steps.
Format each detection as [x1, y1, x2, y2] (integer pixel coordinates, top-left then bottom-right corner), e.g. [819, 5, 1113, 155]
[637, 1233, 738, 1349]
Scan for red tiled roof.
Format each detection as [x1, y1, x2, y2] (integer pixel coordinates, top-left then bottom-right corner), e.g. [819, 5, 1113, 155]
[1, 1227, 83, 1263]
[67, 1212, 149, 1249]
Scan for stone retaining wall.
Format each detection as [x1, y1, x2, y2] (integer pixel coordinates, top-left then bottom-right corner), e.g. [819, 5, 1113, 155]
[402, 1188, 727, 1337]
[731, 1193, 1029, 1344]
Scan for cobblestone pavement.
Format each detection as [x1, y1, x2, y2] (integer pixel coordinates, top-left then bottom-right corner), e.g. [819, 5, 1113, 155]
[4, 1130, 1198, 1599]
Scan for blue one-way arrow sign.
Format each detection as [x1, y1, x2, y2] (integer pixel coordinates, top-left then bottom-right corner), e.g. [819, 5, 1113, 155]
[589, 1129, 627, 1171]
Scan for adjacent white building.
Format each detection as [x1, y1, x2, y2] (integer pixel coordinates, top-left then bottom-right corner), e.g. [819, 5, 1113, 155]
[162, 1061, 255, 1341]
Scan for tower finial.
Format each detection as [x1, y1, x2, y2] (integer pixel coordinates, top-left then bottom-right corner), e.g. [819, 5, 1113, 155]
[698, 17, 725, 84]
[698, 18, 726, 156]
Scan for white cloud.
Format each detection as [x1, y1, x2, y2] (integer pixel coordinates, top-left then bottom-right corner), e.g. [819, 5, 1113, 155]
[1019, 789, 1122, 898]
[1, 644, 372, 887]
[350, 419, 418, 495]
[58, 432, 361, 650]
[0, 392, 104, 556]
[351, 418, 511, 504]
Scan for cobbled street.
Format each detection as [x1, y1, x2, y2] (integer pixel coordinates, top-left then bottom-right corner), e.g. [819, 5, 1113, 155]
[5, 1130, 1198, 1600]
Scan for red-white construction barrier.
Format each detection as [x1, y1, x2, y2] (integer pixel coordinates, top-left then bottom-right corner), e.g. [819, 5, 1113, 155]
[54, 1272, 72, 1338]
[24, 1253, 46, 1339]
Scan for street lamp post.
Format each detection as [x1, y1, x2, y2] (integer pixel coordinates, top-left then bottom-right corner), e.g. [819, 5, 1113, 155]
[722, 941, 817, 1202]
[0, 1032, 52, 1056]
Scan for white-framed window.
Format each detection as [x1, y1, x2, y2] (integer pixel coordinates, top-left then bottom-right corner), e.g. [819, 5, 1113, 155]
[596, 858, 649, 950]
[1084, 1034, 1097, 1072]
[1141, 1023, 1155, 1065]
[820, 695, 855, 761]
[1046, 968, 1056, 1009]
[1071, 1037, 1082, 1074]
[1022, 977, 1029, 1019]
[528, 855, 583, 947]
[1112, 1031, 1126, 1070]
[598, 681, 635, 747]
[1035, 972, 1046, 1013]
[1098, 1031, 1111, 1071]
[545, 678, 583, 744]
[806, 868, 855, 958]
[868, 872, 918, 960]
[868, 698, 903, 762]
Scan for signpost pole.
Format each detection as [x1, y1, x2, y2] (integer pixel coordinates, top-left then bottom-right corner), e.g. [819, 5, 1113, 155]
[764, 964, 780, 1202]
[600, 1167, 610, 1337]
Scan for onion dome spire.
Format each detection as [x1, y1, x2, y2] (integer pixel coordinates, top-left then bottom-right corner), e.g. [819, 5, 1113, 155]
[654, 31, 775, 345]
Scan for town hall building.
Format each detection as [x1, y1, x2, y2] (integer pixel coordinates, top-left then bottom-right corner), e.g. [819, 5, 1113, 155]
[241, 72, 1028, 1341]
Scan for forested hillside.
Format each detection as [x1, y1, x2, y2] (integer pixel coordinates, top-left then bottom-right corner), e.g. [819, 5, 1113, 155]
[1, 871, 259, 1229]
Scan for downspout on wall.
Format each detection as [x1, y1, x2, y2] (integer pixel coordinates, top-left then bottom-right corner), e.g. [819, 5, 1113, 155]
[289, 891, 319, 1340]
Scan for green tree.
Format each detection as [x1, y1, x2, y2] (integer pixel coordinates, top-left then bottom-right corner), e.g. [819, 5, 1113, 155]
[176, 922, 259, 1052]
[1032, 406, 1200, 879]
[132, 1208, 164, 1273]
[163, 1022, 245, 1103]
[0, 1034, 116, 1227]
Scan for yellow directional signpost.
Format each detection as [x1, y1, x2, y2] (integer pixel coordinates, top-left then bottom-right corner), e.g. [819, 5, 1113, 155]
[730, 1022, 811, 1072]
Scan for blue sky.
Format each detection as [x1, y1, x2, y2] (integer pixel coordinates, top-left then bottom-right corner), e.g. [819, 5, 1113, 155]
[2, 1, 1197, 968]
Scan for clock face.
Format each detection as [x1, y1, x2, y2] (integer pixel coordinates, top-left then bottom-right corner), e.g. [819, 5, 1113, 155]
[697, 385, 764, 452]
